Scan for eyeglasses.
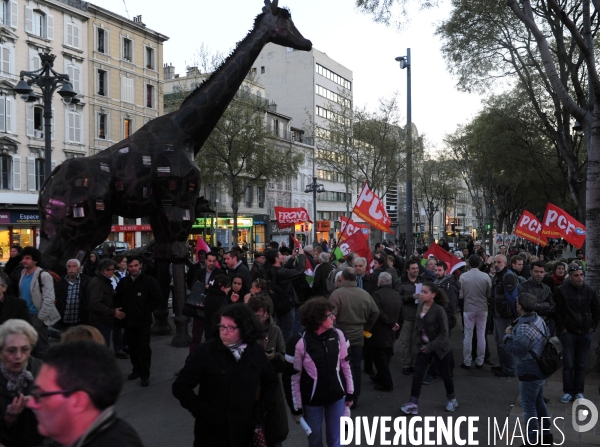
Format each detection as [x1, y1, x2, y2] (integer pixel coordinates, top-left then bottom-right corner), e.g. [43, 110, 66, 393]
[3, 346, 31, 355]
[30, 388, 78, 402]
[569, 265, 583, 272]
[217, 324, 239, 332]
[325, 312, 336, 320]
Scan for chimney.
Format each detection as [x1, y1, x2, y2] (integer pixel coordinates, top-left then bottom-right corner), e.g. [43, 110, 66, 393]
[132, 15, 145, 26]
[186, 66, 200, 77]
[163, 63, 176, 80]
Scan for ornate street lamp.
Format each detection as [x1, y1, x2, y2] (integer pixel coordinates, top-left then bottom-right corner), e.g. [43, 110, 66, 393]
[305, 177, 325, 245]
[14, 53, 78, 179]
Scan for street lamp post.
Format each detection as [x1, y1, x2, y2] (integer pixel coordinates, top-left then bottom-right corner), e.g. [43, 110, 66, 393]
[304, 176, 325, 245]
[14, 53, 78, 179]
[396, 49, 412, 258]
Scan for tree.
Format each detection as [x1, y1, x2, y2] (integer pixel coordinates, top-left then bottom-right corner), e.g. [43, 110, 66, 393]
[197, 89, 303, 244]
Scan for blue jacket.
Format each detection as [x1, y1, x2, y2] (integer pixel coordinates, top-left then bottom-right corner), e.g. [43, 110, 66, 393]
[504, 312, 549, 381]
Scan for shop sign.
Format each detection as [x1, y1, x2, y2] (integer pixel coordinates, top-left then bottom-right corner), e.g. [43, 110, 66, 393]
[270, 222, 292, 234]
[0, 212, 9, 224]
[6, 211, 41, 224]
[317, 220, 331, 232]
[193, 217, 254, 229]
[111, 225, 152, 232]
[253, 214, 269, 226]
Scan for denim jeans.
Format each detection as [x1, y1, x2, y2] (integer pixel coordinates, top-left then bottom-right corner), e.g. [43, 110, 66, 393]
[464, 311, 488, 366]
[560, 331, 592, 395]
[494, 317, 515, 374]
[347, 346, 363, 403]
[519, 379, 550, 444]
[303, 398, 346, 447]
[276, 308, 296, 343]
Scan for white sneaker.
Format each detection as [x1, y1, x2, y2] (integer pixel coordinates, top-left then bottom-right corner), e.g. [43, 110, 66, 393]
[400, 402, 418, 415]
[446, 398, 458, 412]
[574, 393, 585, 400]
[560, 393, 573, 403]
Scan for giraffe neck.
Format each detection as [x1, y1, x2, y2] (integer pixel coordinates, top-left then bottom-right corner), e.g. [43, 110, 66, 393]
[174, 15, 271, 155]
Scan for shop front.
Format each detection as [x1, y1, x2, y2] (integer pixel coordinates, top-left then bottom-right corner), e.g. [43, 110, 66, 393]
[0, 210, 40, 262]
[270, 221, 293, 247]
[109, 224, 154, 250]
[252, 214, 269, 252]
[316, 220, 331, 243]
[190, 216, 254, 250]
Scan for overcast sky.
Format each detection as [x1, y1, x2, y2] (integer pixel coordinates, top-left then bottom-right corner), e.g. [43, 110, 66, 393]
[99, 0, 485, 150]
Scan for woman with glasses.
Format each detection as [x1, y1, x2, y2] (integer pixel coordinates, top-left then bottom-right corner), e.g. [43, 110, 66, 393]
[228, 274, 248, 304]
[248, 296, 288, 447]
[283, 297, 353, 447]
[0, 319, 44, 447]
[82, 252, 99, 278]
[173, 304, 279, 447]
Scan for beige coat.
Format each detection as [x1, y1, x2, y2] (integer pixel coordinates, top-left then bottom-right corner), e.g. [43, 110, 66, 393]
[18, 267, 60, 326]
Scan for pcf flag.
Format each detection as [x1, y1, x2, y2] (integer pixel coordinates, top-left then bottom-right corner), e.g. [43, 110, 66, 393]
[423, 243, 465, 274]
[275, 206, 312, 229]
[541, 203, 586, 249]
[339, 216, 370, 241]
[514, 211, 547, 247]
[352, 183, 394, 234]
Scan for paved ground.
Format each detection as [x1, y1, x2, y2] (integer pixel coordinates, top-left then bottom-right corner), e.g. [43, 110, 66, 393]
[112, 313, 600, 446]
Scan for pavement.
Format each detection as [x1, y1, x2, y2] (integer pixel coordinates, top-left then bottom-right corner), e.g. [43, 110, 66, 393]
[113, 314, 600, 447]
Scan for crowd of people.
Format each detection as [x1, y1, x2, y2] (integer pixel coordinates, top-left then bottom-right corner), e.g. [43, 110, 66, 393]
[0, 236, 598, 447]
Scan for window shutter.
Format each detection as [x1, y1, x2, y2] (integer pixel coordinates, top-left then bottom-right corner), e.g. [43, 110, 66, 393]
[74, 25, 79, 48]
[103, 30, 109, 55]
[66, 23, 72, 46]
[0, 98, 5, 132]
[51, 159, 56, 173]
[6, 98, 11, 133]
[74, 66, 80, 93]
[24, 6, 32, 32]
[75, 113, 81, 142]
[12, 155, 20, 190]
[46, 14, 53, 40]
[10, 1, 17, 28]
[1, 47, 9, 75]
[27, 157, 35, 191]
[67, 112, 73, 141]
[26, 104, 34, 136]
[32, 54, 40, 71]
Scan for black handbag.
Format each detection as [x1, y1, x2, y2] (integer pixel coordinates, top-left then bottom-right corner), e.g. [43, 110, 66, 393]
[183, 281, 206, 319]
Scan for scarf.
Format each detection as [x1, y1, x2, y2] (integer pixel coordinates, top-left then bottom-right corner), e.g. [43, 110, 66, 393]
[227, 340, 247, 362]
[552, 273, 565, 287]
[1, 360, 34, 395]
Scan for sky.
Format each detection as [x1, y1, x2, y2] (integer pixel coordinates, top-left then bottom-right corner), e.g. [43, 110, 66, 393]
[98, 0, 485, 150]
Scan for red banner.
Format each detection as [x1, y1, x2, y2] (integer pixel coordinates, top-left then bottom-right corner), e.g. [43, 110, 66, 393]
[274, 206, 312, 229]
[541, 203, 586, 249]
[352, 183, 394, 234]
[423, 243, 465, 274]
[514, 211, 547, 247]
[339, 216, 370, 241]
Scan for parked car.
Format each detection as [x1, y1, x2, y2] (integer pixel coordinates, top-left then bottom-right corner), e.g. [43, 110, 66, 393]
[94, 241, 131, 256]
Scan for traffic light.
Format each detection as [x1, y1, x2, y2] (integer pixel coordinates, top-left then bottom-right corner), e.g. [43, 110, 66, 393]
[485, 224, 492, 231]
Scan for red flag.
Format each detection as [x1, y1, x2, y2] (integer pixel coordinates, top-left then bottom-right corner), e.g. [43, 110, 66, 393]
[352, 183, 394, 234]
[339, 216, 370, 241]
[275, 206, 312, 229]
[288, 235, 315, 280]
[423, 243, 465, 274]
[196, 237, 211, 259]
[541, 203, 586, 249]
[514, 211, 547, 247]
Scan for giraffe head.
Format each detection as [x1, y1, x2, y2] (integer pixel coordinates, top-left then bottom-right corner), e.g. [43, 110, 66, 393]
[261, 0, 312, 51]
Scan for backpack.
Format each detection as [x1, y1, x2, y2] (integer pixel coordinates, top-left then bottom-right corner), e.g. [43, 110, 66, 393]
[527, 322, 564, 375]
[268, 270, 296, 317]
[182, 281, 206, 319]
[326, 268, 338, 294]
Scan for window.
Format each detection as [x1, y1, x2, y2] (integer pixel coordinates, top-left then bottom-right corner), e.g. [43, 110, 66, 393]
[285, 179, 291, 190]
[316, 63, 351, 90]
[97, 28, 106, 53]
[261, 66, 265, 74]
[0, 45, 10, 76]
[97, 69, 107, 96]
[121, 77, 134, 103]
[67, 64, 81, 94]
[30, 52, 41, 71]
[268, 199, 275, 218]
[25, 8, 53, 39]
[257, 187, 265, 208]
[0, 96, 13, 133]
[316, 85, 351, 108]
[65, 22, 80, 48]
[123, 38, 132, 62]
[277, 198, 283, 207]
[244, 186, 253, 208]
[35, 158, 44, 190]
[97, 112, 107, 139]
[33, 106, 43, 138]
[67, 111, 82, 143]
[146, 84, 154, 108]
[124, 118, 132, 138]
[316, 106, 350, 126]
[0, 155, 10, 189]
[146, 47, 154, 70]
[0, 1, 17, 28]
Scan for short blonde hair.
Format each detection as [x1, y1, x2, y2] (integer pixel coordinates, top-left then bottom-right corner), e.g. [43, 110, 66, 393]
[0, 319, 38, 349]
[61, 325, 106, 346]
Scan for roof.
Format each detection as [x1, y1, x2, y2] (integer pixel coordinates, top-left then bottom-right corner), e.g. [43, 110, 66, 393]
[87, 3, 169, 41]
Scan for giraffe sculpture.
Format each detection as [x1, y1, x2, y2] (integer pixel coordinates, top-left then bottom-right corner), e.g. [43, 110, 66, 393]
[38, 0, 312, 346]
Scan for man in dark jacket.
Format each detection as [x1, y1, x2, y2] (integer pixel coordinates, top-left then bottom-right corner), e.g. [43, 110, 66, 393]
[353, 256, 376, 295]
[88, 259, 125, 349]
[55, 259, 92, 328]
[518, 261, 555, 334]
[0, 271, 31, 324]
[370, 272, 403, 391]
[312, 252, 334, 297]
[491, 255, 516, 378]
[224, 250, 252, 291]
[27, 341, 143, 447]
[250, 251, 268, 282]
[115, 257, 162, 387]
[553, 264, 600, 403]
[394, 260, 423, 375]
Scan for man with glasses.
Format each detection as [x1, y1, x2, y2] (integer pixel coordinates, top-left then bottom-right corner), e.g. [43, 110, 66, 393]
[115, 257, 161, 387]
[88, 259, 125, 350]
[27, 341, 143, 447]
[553, 264, 600, 403]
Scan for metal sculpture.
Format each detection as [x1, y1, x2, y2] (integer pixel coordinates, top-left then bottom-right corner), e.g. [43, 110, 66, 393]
[38, 0, 312, 346]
